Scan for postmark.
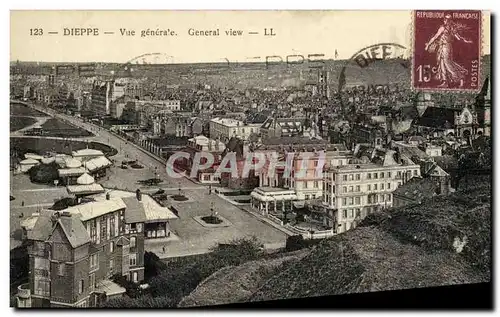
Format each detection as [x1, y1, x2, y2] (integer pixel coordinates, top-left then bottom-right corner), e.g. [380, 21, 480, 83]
[412, 10, 482, 92]
[337, 43, 410, 115]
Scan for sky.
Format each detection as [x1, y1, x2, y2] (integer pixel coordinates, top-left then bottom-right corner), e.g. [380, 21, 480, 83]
[10, 10, 491, 64]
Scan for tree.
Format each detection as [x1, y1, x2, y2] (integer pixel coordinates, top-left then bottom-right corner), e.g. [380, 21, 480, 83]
[28, 162, 59, 184]
[144, 251, 167, 281]
[51, 197, 78, 210]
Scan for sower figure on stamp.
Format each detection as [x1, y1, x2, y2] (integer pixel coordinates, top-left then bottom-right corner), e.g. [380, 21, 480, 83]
[425, 14, 473, 88]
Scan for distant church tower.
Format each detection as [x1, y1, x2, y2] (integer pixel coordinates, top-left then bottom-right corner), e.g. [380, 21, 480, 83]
[474, 77, 491, 136]
[317, 70, 331, 100]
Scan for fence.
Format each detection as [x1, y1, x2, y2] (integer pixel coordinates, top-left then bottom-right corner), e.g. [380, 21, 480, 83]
[267, 214, 283, 226]
[284, 224, 335, 240]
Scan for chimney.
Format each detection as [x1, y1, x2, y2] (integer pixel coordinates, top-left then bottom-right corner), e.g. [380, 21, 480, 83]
[136, 189, 142, 201]
[106, 192, 111, 200]
[50, 211, 60, 226]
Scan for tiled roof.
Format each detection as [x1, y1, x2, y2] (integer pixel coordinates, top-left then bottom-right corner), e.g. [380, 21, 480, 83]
[56, 215, 91, 248]
[64, 198, 125, 221]
[58, 167, 88, 177]
[65, 158, 82, 168]
[95, 279, 126, 296]
[28, 210, 55, 241]
[416, 107, 457, 129]
[85, 156, 112, 172]
[72, 148, 104, 157]
[392, 177, 437, 203]
[67, 183, 105, 195]
[19, 158, 39, 165]
[121, 196, 147, 224]
[122, 195, 178, 223]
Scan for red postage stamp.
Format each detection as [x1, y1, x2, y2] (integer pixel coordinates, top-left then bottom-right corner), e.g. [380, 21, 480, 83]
[412, 10, 482, 92]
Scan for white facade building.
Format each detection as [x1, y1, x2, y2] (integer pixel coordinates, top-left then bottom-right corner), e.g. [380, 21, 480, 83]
[323, 150, 421, 234]
[209, 118, 261, 142]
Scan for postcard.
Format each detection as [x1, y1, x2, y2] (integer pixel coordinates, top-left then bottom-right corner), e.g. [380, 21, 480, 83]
[10, 10, 491, 309]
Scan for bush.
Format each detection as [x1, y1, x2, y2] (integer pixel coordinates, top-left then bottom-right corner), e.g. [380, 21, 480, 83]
[110, 274, 142, 298]
[101, 295, 177, 308]
[50, 197, 78, 210]
[285, 235, 305, 252]
[145, 237, 264, 306]
[28, 161, 59, 184]
[144, 251, 167, 281]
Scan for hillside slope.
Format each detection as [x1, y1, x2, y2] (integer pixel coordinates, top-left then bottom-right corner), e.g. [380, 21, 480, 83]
[179, 181, 490, 306]
[178, 249, 310, 307]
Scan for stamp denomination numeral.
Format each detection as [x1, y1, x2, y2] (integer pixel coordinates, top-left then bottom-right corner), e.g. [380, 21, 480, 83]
[416, 64, 432, 83]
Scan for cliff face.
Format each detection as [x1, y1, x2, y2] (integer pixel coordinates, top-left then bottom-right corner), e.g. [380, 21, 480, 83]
[179, 181, 490, 307]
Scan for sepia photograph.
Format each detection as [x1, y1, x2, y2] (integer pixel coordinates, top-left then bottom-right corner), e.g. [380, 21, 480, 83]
[8, 9, 492, 309]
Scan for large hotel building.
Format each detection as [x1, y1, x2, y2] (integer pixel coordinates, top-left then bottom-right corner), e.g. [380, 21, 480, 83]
[323, 148, 421, 233]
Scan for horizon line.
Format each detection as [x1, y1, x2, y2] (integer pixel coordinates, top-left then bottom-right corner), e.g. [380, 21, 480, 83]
[10, 53, 491, 66]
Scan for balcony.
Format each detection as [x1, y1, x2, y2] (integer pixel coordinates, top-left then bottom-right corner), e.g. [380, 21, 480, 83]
[17, 283, 31, 299]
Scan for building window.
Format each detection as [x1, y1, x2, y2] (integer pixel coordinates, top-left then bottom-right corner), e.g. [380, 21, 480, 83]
[130, 236, 136, 248]
[368, 184, 371, 191]
[381, 172, 385, 178]
[356, 185, 360, 192]
[343, 175, 347, 181]
[387, 183, 391, 189]
[110, 241, 114, 253]
[314, 181, 319, 188]
[305, 194, 310, 200]
[367, 173, 371, 179]
[356, 174, 360, 180]
[130, 223, 137, 231]
[34, 279, 50, 297]
[304, 181, 308, 189]
[79, 279, 84, 294]
[355, 197, 360, 205]
[110, 216, 116, 238]
[381, 183, 385, 190]
[388, 172, 392, 178]
[342, 198, 347, 206]
[58, 263, 65, 276]
[312, 194, 316, 199]
[397, 171, 402, 178]
[109, 259, 114, 274]
[349, 174, 353, 181]
[374, 184, 378, 190]
[414, 170, 418, 176]
[313, 160, 318, 167]
[374, 173, 378, 179]
[89, 273, 95, 291]
[387, 194, 392, 202]
[350, 210, 355, 218]
[132, 272, 139, 283]
[90, 254, 98, 270]
[349, 186, 353, 192]
[343, 210, 347, 219]
[129, 254, 137, 267]
[349, 197, 354, 205]
[90, 222, 97, 242]
[343, 186, 347, 193]
[100, 218, 107, 241]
